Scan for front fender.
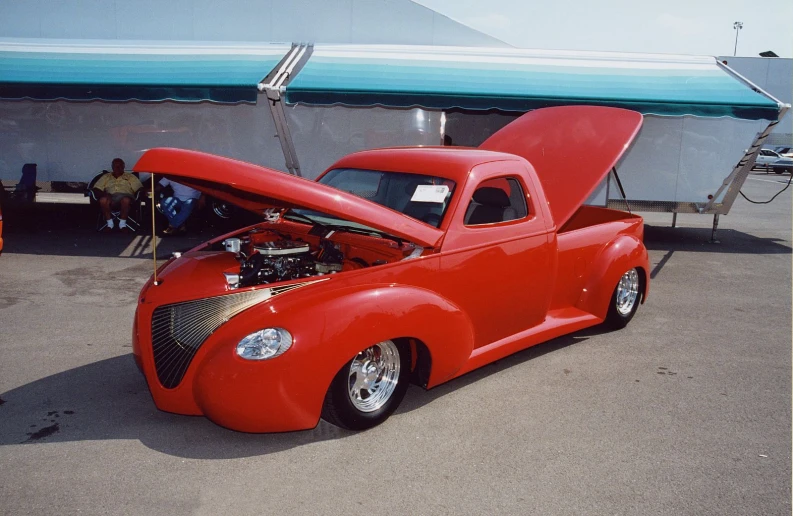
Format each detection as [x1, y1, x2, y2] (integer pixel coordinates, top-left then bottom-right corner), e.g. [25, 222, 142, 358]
[269, 283, 476, 388]
[193, 282, 476, 430]
[576, 235, 649, 319]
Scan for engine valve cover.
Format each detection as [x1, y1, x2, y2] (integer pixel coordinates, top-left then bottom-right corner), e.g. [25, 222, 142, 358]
[253, 241, 310, 256]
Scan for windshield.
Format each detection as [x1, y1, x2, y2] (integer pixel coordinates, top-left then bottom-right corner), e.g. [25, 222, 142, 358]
[289, 168, 456, 232]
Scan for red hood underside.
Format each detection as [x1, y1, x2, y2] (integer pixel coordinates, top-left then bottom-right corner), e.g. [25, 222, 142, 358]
[133, 149, 445, 248]
[480, 106, 643, 228]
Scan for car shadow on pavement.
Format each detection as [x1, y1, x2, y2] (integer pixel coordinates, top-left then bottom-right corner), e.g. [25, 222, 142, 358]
[0, 353, 354, 458]
[0, 327, 604, 458]
[395, 327, 600, 416]
[644, 224, 791, 255]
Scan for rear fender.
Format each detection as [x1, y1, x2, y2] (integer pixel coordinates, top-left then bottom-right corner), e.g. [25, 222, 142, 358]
[576, 235, 649, 319]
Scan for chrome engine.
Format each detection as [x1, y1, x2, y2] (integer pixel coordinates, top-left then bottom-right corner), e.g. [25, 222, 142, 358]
[224, 238, 344, 288]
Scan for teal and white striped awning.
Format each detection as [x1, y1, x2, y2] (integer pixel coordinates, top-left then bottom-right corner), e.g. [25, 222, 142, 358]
[284, 45, 780, 120]
[0, 41, 781, 119]
[0, 39, 291, 103]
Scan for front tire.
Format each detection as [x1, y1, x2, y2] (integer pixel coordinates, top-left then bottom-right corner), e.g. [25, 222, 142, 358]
[321, 340, 410, 431]
[604, 268, 642, 330]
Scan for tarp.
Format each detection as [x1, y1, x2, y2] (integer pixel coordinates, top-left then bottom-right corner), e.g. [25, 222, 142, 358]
[284, 45, 780, 120]
[0, 39, 291, 103]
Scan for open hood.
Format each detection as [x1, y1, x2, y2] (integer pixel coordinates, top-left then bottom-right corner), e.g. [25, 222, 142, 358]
[133, 148, 444, 248]
[479, 106, 643, 228]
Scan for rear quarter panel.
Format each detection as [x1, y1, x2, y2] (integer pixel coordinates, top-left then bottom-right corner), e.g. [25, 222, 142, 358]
[553, 213, 649, 316]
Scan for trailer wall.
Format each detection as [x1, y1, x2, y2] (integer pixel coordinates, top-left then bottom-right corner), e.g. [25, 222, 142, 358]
[443, 110, 769, 209]
[0, 99, 283, 182]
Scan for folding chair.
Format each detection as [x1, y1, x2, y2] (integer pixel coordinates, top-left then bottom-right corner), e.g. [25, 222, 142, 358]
[86, 171, 144, 232]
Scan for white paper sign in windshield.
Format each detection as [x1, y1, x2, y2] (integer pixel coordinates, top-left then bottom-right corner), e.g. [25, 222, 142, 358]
[411, 185, 449, 203]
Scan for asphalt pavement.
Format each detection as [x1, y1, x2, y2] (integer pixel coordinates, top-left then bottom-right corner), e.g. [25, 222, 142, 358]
[0, 171, 790, 515]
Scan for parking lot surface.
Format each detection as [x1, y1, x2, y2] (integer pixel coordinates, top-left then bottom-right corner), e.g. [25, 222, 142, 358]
[0, 172, 790, 515]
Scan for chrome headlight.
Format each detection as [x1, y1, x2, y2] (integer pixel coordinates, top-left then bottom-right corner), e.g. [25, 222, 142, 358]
[235, 328, 292, 360]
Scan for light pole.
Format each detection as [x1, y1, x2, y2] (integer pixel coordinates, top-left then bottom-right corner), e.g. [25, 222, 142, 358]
[733, 21, 743, 56]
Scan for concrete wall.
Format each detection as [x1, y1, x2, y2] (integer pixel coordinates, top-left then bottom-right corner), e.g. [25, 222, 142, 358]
[0, 0, 507, 47]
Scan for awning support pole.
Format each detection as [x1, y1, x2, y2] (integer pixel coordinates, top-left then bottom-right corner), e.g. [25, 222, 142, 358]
[671, 212, 677, 228]
[259, 43, 311, 177]
[267, 94, 302, 176]
[701, 60, 791, 215]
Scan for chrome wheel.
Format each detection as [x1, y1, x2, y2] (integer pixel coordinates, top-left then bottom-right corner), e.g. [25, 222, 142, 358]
[616, 269, 639, 316]
[347, 340, 401, 413]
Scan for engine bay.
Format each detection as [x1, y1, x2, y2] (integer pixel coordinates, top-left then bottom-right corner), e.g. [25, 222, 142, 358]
[217, 225, 420, 288]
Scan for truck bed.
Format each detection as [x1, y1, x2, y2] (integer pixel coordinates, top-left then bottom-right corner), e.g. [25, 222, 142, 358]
[559, 205, 641, 233]
[551, 206, 645, 312]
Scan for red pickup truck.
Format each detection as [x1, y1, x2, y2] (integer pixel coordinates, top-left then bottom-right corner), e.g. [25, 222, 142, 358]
[132, 105, 649, 433]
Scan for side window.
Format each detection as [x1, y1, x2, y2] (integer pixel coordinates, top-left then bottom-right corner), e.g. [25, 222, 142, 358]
[464, 177, 529, 226]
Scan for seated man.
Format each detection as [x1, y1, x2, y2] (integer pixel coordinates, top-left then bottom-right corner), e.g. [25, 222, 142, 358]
[93, 158, 143, 233]
[156, 177, 203, 235]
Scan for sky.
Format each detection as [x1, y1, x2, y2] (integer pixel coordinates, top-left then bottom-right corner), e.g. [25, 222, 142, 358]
[416, 0, 793, 58]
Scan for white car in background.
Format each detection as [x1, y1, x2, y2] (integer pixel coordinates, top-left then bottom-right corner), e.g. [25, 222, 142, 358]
[754, 149, 793, 174]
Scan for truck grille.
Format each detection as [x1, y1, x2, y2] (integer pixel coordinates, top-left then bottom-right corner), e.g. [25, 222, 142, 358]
[150, 289, 274, 389]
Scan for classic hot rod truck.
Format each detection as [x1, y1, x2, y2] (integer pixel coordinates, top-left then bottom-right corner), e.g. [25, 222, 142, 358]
[132, 106, 650, 432]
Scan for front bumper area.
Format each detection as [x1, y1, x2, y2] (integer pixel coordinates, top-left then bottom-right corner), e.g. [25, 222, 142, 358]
[133, 291, 326, 433]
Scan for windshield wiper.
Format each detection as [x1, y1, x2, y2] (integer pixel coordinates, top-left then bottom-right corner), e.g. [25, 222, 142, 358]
[283, 210, 325, 227]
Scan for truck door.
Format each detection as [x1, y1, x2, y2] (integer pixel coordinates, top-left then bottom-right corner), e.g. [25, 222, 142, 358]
[437, 161, 554, 348]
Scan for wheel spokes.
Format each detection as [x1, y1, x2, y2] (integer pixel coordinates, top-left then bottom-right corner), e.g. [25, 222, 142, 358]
[616, 269, 639, 315]
[349, 371, 366, 400]
[346, 341, 401, 413]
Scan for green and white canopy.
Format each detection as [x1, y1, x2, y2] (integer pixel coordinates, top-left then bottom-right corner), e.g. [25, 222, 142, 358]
[283, 45, 780, 120]
[0, 40, 781, 120]
[0, 39, 290, 103]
